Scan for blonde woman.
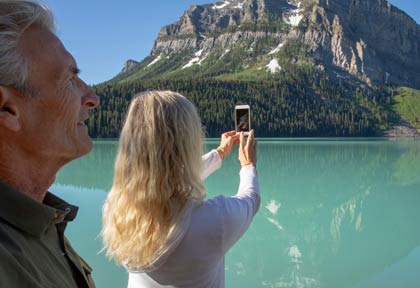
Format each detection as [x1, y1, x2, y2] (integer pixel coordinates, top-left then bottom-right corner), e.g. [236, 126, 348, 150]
[102, 90, 259, 288]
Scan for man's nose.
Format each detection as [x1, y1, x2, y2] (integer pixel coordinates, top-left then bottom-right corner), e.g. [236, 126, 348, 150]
[81, 81, 100, 108]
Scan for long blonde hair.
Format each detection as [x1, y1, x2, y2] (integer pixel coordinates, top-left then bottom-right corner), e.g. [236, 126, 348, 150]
[102, 90, 206, 269]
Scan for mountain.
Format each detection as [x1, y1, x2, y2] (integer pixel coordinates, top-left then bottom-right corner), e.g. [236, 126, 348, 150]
[120, 59, 139, 73]
[113, 0, 420, 87]
[91, 0, 420, 138]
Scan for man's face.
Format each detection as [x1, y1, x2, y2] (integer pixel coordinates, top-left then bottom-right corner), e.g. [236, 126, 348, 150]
[17, 26, 99, 163]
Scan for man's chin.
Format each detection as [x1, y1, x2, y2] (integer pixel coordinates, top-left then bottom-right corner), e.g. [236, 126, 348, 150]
[82, 138, 94, 154]
[73, 138, 94, 159]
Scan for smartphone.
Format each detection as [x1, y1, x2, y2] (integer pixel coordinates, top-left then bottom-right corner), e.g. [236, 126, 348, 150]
[235, 104, 251, 135]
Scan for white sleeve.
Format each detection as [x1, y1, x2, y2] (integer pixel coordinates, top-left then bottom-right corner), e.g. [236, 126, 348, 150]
[201, 149, 222, 181]
[221, 166, 260, 254]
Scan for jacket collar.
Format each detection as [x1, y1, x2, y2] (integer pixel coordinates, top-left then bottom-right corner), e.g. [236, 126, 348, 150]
[0, 181, 78, 237]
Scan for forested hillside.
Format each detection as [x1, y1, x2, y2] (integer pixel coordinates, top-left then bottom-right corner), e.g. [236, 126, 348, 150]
[91, 72, 396, 138]
[89, 0, 420, 138]
[393, 88, 420, 130]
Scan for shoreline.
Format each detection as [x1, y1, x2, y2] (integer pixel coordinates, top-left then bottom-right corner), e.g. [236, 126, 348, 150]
[92, 136, 420, 143]
[382, 120, 420, 139]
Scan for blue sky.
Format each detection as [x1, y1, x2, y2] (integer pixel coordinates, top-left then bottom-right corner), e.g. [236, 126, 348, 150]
[44, 0, 420, 85]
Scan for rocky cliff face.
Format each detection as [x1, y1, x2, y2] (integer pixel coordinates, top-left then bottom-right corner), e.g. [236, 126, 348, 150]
[123, 0, 420, 88]
[152, 0, 297, 54]
[121, 59, 139, 73]
[295, 0, 420, 86]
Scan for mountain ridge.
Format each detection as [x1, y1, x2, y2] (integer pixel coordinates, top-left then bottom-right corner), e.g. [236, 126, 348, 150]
[90, 0, 420, 138]
[113, 0, 420, 88]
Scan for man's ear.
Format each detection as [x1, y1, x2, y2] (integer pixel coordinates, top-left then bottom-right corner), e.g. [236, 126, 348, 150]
[0, 86, 21, 132]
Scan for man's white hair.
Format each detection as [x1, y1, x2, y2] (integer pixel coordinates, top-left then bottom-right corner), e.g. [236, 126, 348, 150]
[0, 0, 54, 92]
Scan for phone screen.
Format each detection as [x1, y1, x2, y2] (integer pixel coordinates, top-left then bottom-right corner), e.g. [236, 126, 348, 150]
[236, 108, 250, 133]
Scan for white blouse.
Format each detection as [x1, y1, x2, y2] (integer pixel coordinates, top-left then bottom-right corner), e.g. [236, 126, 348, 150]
[128, 150, 260, 288]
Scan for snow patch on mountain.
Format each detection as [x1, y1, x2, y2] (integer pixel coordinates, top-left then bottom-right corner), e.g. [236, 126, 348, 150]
[182, 49, 207, 69]
[268, 42, 285, 55]
[147, 54, 162, 67]
[266, 59, 282, 73]
[285, 1, 303, 27]
[213, 1, 230, 9]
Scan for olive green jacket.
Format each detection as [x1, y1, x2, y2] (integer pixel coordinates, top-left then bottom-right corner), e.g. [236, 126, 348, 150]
[0, 182, 95, 288]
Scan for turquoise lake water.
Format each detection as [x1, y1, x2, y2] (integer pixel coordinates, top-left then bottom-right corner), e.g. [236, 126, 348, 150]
[51, 139, 420, 288]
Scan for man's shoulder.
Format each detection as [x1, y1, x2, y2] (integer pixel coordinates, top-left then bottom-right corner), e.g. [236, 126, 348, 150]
[0, 218, 26, 259]
[0, 217, 36, 268]
[0, 215, 25, 238]
[0, 219, 58, 288]
[0, 221, 30, 285]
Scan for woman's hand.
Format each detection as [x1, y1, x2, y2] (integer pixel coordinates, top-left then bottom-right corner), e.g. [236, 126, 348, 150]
[217, 130, 240, 160]
[238, 130, 257, 167]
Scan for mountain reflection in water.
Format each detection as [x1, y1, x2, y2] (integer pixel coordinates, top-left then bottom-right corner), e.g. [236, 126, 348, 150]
[53, 139, 420, 288]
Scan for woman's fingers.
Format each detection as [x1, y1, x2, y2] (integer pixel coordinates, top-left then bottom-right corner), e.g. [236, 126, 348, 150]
[239, 131, 245, 149]
[225, 130, 237, 136]
[238, 130, 257, 167]
[245, 130, 254, 149]
[231, 134, 240, 146]
[218, 131, 242, 160]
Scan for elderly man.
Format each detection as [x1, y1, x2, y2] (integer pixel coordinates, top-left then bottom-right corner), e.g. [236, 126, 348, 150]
[0, 1, 99, 287]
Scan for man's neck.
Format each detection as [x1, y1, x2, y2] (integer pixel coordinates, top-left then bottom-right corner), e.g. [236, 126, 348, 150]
[0, 149, 60, 202]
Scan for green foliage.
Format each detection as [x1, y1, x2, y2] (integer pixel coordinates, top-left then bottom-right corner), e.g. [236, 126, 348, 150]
[88, 2, 419, 139]
[122, 50, 195, 82]
[90, 37, 403, 138]
[91, 68, 395, 138]
[393, 87, 420, 129]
